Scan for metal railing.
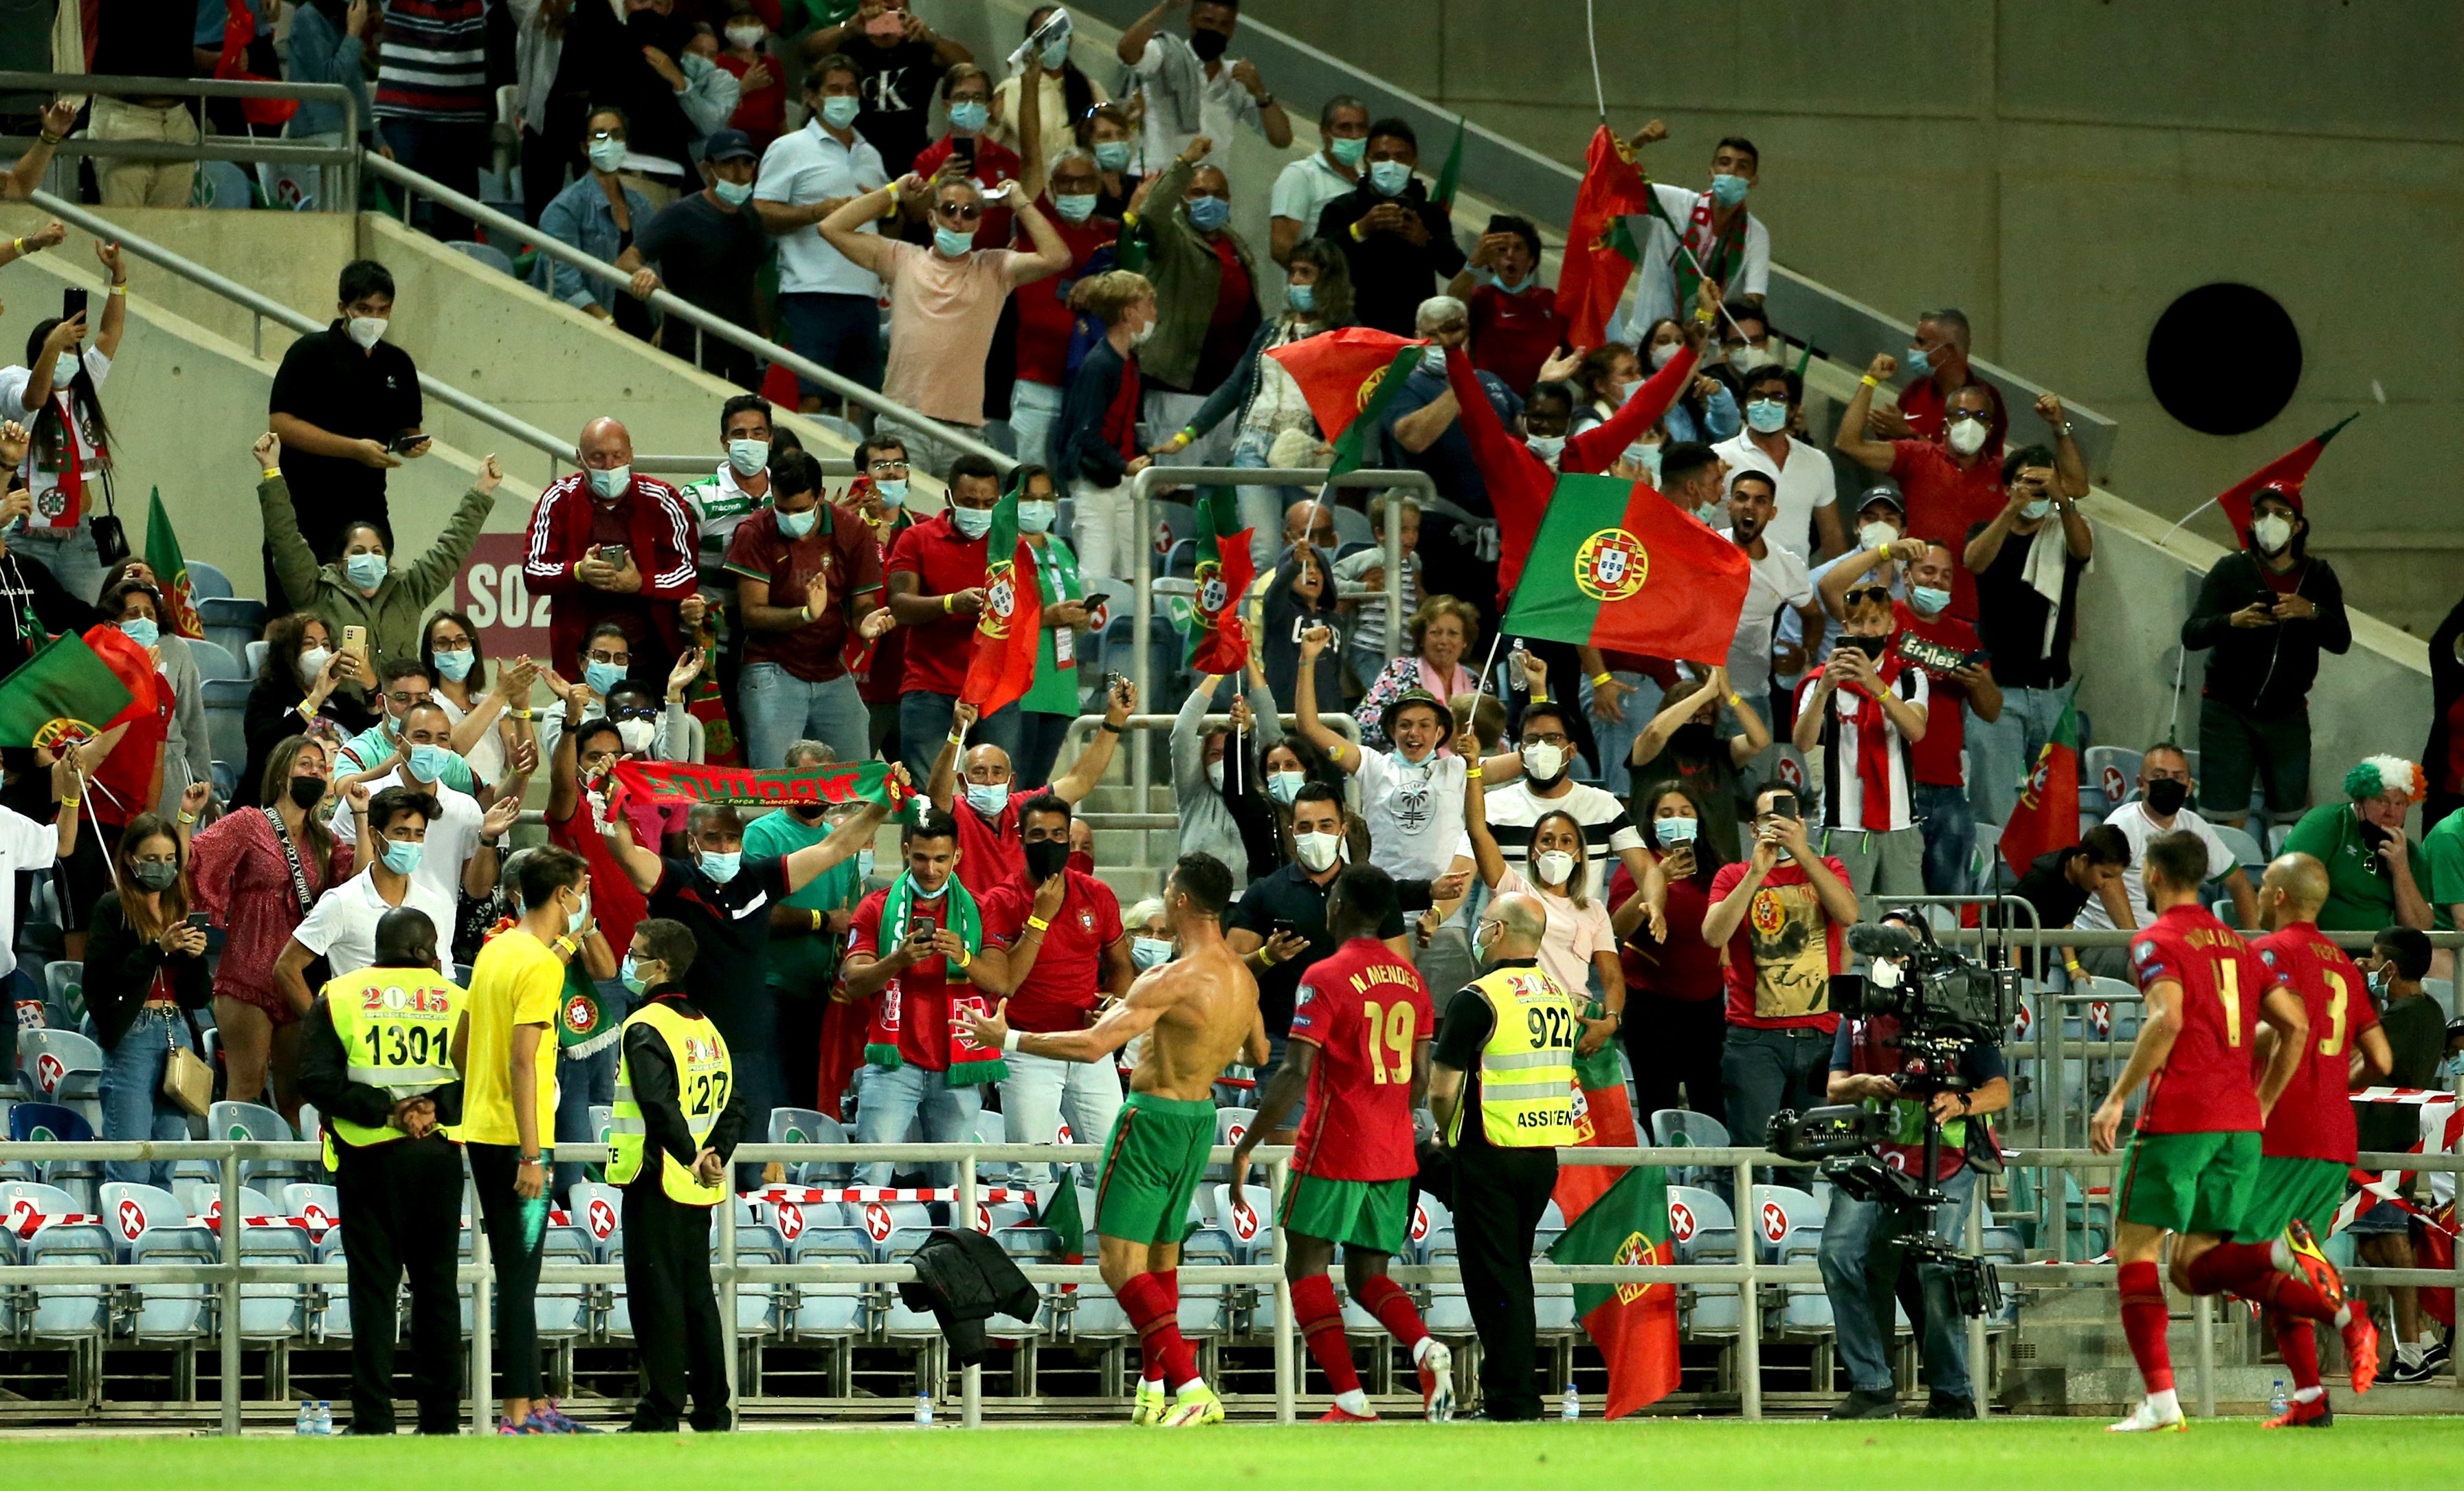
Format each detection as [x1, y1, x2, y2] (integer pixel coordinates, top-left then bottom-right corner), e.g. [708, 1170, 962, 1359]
[0, 71, 359, 214]
[360, 152, 1019, 476]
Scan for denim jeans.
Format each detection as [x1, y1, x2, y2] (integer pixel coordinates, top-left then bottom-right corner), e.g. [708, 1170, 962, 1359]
[10, 522, 106, 608]
[1582, 670, 1665, 800]
[1817, 1163, 1979, 1398]
[1010, 379, 1065, 470]
[552, 978, 628, 1204]
[738, 664, 870, 770]
[998, 1048, 1124, 1186]
[896, 690, 1021, 789]
[776, 291, 883, 406]
[852, 1061, 984, 1187]
[99, 1007, 192, 1187]
[1720, 1024, 1832, 1180]
[1966, 685, 2071, 828]
[1231, 426, 1307, 570]
[1913, 781, 1975, 895]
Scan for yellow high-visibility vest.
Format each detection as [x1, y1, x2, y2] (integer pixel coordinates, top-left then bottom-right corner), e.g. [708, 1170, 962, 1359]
[1447, 962, 1579, 1149]
[321, 966, 463, 1166]
[605, 999, 732, 1205]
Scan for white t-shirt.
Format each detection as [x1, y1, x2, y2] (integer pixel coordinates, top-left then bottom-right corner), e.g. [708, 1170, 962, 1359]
[1454, 778, 1642, 904]
[2073, 802, 2238, 931]
[1723, 538, 1814, 704]
[0, 347, 113, 522]
[1715, 432, 1834, 562]
[753, 120, 889, 298]
[1795, 659, 1928, 831]
[331, 767, 486, 912]
[1622, 181, 1771, 331]
[0, 802, 58, 977]
[1129, 36, 1263, 173]
[291, 867, 455, 977]
[433, 694, 512, 788]
[1494, 863, 1615, 1004]
[1355, 743, 1467, 882]
[1270, 151, 1356, 236]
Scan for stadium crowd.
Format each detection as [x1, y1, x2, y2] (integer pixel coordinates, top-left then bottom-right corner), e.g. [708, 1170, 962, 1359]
[1, 0, 2461, 1431]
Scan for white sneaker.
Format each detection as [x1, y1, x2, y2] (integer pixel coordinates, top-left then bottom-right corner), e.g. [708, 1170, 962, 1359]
[1417, 1339, 1454, 1422]
[2105, 1397, 2186, 1434]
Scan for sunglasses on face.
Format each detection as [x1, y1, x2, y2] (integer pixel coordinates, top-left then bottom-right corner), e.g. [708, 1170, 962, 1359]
[1843, 586, 1892, 606]
[937, 201, 983, 221]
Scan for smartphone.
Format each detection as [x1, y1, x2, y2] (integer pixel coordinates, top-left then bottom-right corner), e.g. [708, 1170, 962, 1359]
[1269, 918, 1300, 941]
[340, 624, 368, 659]
[1766, 793, 1799, 822]
[388, 432, 430, 455]
[596, 544, 629, 567]
[185, 912, 212, 931]
[951, 135, 976, 170]
[1841, 634, 1886, 659]
[62, 286, 86, 322]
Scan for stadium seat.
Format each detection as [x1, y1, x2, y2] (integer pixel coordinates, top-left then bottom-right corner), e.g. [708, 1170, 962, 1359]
[1421, 1226, 1471, 1333]
[311, 1226, 351, 1343]
[197, 596, 267, 665]
[19, 1027, 102, 1107]
[1177, 1226, 1235, 1336]
[445, 239, 518, 276]
[25, 1220, 116, 1344]
[1205, 1183, 1275, 1261]
[858, 1202, 933, 1261]
[969, 1109, 1012, 1185]
[98, 1182, 187, 1259]
[568, 1181, 625, 1257]
[2080, 746, 2140, 810]
[535, 1223, 597, 1338]
[880, 1227, 941, 1336]
[2210, 823, 2267, 878]
[186, 560, 234, 601]
[203, 678, 253, 771]
[788, 1229, 873, 1342]
[235, 1225, 310, 1339]
[1205, 1106, 1252, 1183]
[206, 1101, 303, 1187]
[1408, 1193, 1451, 1260]
[281, 1183, 340, 1239]
[176, 1180, 278, 1223]
[41, 961, 82, 1029]
[129, 1222, 219, 1343]
[1667, 1185, 1741, 1336]
[1649, 1107, 1729, 1187]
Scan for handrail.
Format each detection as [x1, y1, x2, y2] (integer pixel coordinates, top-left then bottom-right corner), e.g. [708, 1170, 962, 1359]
[0, 69, 359, 216]
[359, 150, 1019, 474]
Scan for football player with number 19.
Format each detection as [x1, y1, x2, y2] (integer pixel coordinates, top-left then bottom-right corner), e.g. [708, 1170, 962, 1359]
[2090, 831, 2371, 1434]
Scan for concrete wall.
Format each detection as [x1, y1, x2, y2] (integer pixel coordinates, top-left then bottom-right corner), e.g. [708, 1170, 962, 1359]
[1209, 0, 2464, 638]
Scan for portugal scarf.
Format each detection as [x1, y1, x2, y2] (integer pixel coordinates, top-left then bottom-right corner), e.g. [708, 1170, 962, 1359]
[866, 872, 1006, 1086]
[1841, 653, 1909, 831]
[1675, 189, 1746, 309]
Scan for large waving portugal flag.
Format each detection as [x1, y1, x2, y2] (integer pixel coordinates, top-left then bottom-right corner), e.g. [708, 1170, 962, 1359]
[1263, 327, 1427, 476]
[959, 488, 1041, 719]
[1999, 694, 2080, 878]
[1546, 1164, 1681, 1417]
[144, 489, 206, 640]
[1498, 472, 1751, 666]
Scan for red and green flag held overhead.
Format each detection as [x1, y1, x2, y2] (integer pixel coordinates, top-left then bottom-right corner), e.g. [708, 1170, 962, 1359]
[609, 758, 912, 812]
[1999, 694, 2080, 879]
[959, 485, 1042, 721]
[1185, 488, 1255, 674]
[2211, 415, 2357, 549]
[144, 488, 205, 641]
[1498, 472, 1751, 666]
[0, 632, 136, 748]
[1558, 126, 1652, 350]
[1263, 327, 1428, 476]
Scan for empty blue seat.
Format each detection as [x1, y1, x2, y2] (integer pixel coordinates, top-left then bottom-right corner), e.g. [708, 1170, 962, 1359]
[787, 1230, 871, 1340]
[25, 1221, 116, 1340]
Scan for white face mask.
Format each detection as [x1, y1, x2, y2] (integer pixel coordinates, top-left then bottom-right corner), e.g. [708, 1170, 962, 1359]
[1647, 341, 1681, 369]
[1266, 769, 1305, 804]
[1206, 760, 1226, 791]
[1524, 434, 1566, 465]
[966, 780, 1008, 817]
[1532, 849, 1577, 888]
[1522, 741, 1566, 782]
[1293, 829, 1342, 872]
[298, 645, 333, 687]
[2252, 513, 2294, 554]
[616, 718, 656, 754]
[1946, 419, 1988, 456]
[1858, 519, 1900, 552]
[346, 316, 388, 351]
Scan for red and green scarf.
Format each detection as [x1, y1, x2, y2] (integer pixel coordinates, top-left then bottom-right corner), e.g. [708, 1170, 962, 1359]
[866, 871, 1006, 1086]
[1674, 188, 1746, 309]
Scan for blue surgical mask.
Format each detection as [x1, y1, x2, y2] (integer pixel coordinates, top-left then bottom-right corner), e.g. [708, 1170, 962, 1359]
[381, 839, 424, 876]
[1653, 815, 1698, 848]
[1186, 195, 1230, 232]
[1902, 346, 1933, 380]
[1614, 378, 1643, 404]
[584, 660, 626, 696]
[588, 463, 631, 499]
[432, 648, 475, 683]
[1709, 171, 1749, 208]
[1131, 936, 1173, 971]
[1041, 40, 1069, 69]
[714, 179, 753, 206]
[2021, 499, 2053, 521]
[1366, 159, 1411, 197]
[588, 137, 627, 174]
[966, 781, 1008, 817]
[948, 100, 989, 133]
[1266, 769, 1305, 805]
[1287, 282, 1316, 313]
[856, 848, 876, 881]
[727, 437, 768, 476]
[1483, 270, 1533, 295]
[344, 551, 389, 590]
[1329, 135, 1366, 168]
[820, 95, 862, 131]
[699, 850, 742, 884]
[565, 891, 590, 934]
[119, 616, 159, 648]
[1524, 434, 1566, 464]
[1053, 192, 1098, 223]
[777, 505, 819, 539]
[1910, 586, 1952, 616]
[53, 351, 80, 386]
[876, 478, 908, 509]
[948, 505, 993, 539]
[933, 226, 975, 256]
[407, 743, 454, 783]
[1017, 500, 1057, 534]
[1094, 140, 1132, 171]
[1745, 398, 1789, 434]
[621, 954, 652, 995]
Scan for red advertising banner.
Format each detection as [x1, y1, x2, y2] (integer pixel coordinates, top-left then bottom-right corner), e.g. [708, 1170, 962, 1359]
[450, 531, 557, 665]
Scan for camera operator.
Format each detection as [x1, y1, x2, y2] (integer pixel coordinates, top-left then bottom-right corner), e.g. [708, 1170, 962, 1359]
[1817, 910, 2009, 1421]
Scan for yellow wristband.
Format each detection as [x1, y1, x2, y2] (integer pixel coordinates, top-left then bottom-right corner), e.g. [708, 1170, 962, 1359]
[1591, 672, 1613, 687]
[1727, 692, 1742, 705]
[955, 946, 973, 969]
[178, 811, 197, 825]
[810, 907, 823, 931]
[1465, 766, 1483, 780]
[1026, 915, 1051, 933]
[1859, 374, 1880, 388]
[8, 239, 19, 254]
[262, 467, 281, 480]
[58, 795, 78, 807]
[109, 285, 126, 296]
[1530, 688, 1548, 704]
[942, 593, 955, 613]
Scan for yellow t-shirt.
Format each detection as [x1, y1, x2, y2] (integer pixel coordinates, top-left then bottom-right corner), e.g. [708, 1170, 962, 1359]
[459, 929, 566, 1147]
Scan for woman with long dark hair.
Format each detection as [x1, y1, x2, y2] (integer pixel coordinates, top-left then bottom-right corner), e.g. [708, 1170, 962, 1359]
[990, 5, 1107, 169]
[189, 736, 351, 1122]
[1172, 655, 1347, 885]
[87, 802, 211, 1186]
[241, 610, 376, 808]
[1614, 777, 1733, 1136]
[3, 239, 129, 601]
[423, 609, 535, 794]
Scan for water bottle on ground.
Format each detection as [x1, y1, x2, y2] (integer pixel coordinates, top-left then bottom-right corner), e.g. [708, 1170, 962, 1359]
[2268, 1379, 2288, 1418]
[294, 1402, 314, 1435]
[1561, 1386, 1579, 1421]
[312, 1401, 333, 1435]
[915, 1391, 934, 1426]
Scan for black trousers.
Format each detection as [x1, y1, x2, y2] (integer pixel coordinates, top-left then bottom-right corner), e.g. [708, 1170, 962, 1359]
[1450, 1138, 1558, 1420]
[1623, 991, 1728, 1138]
[333, 1134, 465, 1433]
[621, 1175, 730, 1431]
[468, 1142, 546, 1400]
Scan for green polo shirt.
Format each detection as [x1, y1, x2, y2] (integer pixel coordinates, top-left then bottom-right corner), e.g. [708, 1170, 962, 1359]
[742, 808, 863, 993]
[2280, 802, 2445, 931]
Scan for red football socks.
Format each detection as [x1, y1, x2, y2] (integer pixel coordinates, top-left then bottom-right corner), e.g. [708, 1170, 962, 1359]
[1291, 1274, 1362, 1395]
[2269, 1310, 2321, 1395]
[1118, 1271, 1200, 1391]
[1353, 1273, 1430, 1351]
[2118, 1260, 2175, 1392]
[2181, 1241, 2276, 1298]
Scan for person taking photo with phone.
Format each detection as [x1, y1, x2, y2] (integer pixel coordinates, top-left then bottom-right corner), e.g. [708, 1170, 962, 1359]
[1790, 578, 1930, 899]
[1, 239, 129, 603]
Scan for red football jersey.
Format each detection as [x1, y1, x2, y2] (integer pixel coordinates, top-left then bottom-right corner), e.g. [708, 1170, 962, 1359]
[2255, 923, 2379, 1162]
[1285, 938, 1433, 1182]
[2129, 903, 2275, 1134]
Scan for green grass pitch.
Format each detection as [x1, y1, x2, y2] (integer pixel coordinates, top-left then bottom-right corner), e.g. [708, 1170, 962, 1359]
[8, 1416, 2461, 1490]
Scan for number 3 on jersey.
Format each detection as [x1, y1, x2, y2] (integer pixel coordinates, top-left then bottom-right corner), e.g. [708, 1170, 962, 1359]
[2317, 970, 2350, 1056]
[1362, 1001, 1414, 1085]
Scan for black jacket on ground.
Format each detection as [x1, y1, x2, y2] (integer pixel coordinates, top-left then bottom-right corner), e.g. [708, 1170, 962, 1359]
[2180, 548, 2350, 718]
[898, 1227, 1041, 1366]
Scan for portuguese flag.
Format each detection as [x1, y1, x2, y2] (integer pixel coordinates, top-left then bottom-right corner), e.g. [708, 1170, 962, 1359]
[1553, 999, 1641, 1224]
[2212, 415, 2356, 549]
[0, 632, 137, 747]
[1557, 126, 1652, 350]
[1498, 472, 1751, 666]
[1039, 1180, 1085, 1285]
[611, 757, 911, 811]
[143, 489, 205, 641]
[1263, 327, 1426, 476]
[1999, 693, 2080, 878]
[1185, 488, 1254, 674]
[1546, 1164, 1681, 1417]
[959, 487, 1042, 719]
[1430, 112, 1467, 212]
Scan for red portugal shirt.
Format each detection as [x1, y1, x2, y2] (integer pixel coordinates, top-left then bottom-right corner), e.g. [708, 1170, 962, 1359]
[2254, 922, 2379, 1162]
[885, 511, 991, 697]
[1891, 599, 1978, 788]
[981, 870, 1123, 1032]
[2129, 903, 2274, 1134]
[1886, 441, 2004, 621]
[849, 886, 964, 1072]
[1706, 857, 1849, 1032]
[1286, 938, 1432, 1182]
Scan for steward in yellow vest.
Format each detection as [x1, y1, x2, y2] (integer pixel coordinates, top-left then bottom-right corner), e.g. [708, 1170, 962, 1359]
[295, 906, 469, 1436]
[610, 918, 747, 1433]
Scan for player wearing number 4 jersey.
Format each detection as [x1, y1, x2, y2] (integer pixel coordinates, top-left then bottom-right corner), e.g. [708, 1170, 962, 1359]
[1232, 867, 1452, 1424]
[2245, 854, 2393, 1428]
[962, 853, 1269, 1428]
[2091, 833, 2374, 1435]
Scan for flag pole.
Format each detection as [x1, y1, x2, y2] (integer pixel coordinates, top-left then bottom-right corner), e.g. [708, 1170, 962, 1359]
[1478, 629, 1507, 698]
[1584, 0, 1606, 124]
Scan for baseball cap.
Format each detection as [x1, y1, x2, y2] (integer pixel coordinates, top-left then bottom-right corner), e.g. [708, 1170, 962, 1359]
[704, 129, 758, 164]
[1856, 478, 1905, 516]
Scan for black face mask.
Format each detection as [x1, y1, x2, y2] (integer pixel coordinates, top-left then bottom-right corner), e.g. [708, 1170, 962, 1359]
[792, 804, 828, 826]
[2143, 777, 2188, 816]
[1670, 722, 1719, 760]
[1189, 27, 1229, 61]
[288, 775, 327, 810]
[1023, 838, 1071, 883]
